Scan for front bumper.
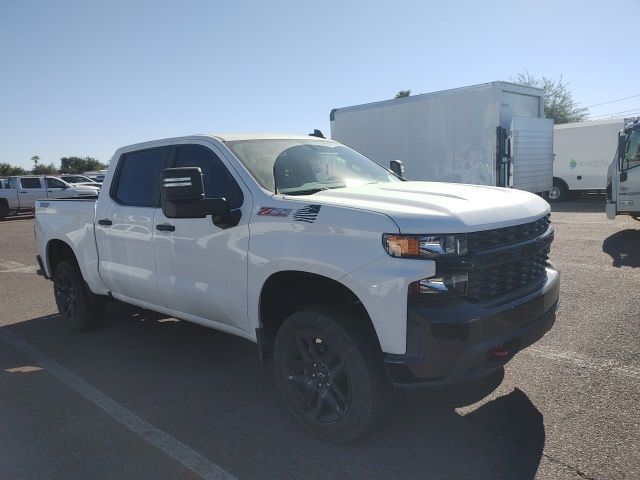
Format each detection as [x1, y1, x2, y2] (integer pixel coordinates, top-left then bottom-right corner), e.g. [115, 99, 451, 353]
[385, 266, 559, 390]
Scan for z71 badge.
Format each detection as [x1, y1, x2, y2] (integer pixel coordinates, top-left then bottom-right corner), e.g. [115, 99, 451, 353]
[257, 207, 292, 217]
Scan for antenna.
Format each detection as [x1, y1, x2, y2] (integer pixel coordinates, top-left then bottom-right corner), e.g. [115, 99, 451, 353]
[309, 129, 325, 139]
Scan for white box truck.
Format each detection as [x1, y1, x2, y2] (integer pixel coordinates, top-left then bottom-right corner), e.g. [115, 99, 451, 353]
[550, 118, 626, 201]
[330, 81, 554, 194]
[606, 118, 640, 220]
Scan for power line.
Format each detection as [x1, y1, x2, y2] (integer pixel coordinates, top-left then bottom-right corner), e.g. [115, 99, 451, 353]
[585, 94, 640, 108]
[589, 107, 640, 119]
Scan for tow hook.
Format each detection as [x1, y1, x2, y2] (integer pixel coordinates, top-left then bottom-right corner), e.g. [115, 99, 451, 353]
[490, 345, 510, 358]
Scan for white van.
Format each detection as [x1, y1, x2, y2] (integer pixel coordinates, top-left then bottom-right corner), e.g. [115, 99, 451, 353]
[550, 118, 626, 201]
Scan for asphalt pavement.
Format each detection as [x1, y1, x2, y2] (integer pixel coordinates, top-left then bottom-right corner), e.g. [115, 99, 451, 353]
[1, 196, 638, 480]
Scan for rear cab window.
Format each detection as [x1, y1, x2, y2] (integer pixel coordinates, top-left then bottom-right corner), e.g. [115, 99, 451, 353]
[111, 147, 171, 207]
[20, 178, 43, 189]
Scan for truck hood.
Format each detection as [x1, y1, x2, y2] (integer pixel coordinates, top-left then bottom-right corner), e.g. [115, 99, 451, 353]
[310, 181, 550, 233]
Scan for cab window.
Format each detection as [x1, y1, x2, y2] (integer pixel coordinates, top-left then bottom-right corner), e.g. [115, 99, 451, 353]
[112, 147, 171, 207]
[45, 178, 67, 189]
[20, 178, 42, 189]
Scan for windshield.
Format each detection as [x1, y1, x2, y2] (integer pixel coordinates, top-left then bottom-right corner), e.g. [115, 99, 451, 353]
[226, 139, 401, 195]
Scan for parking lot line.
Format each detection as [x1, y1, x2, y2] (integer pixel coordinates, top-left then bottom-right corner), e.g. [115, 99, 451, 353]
[0, 259, 37, 273]
[0, 328, 238, 480]
[526, 345, 640, 380]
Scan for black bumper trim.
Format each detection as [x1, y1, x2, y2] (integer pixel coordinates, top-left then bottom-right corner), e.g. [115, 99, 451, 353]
[385, 267, 559, 390]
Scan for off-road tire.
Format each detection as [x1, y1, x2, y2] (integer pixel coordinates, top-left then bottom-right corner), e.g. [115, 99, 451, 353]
[0, 200, 9, 220]
[53, 261, 104, 332]
[274, 304, 394, 443]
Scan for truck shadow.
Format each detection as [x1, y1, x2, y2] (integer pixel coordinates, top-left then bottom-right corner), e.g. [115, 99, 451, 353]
[550, 194, 605, 213]
[0, 214, 35, 222]
[3, 304, 545, 480]
[603, 229, 640, 268]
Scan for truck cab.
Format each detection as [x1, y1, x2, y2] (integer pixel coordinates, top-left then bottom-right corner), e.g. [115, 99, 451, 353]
[606, 119, 640, 219]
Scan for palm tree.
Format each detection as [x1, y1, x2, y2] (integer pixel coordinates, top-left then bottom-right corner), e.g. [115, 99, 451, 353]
[395, 90, 411, 99]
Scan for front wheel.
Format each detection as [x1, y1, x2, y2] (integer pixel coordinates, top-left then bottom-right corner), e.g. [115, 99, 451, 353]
[53, 261, 104, 332]
[273, 305, 394, 443]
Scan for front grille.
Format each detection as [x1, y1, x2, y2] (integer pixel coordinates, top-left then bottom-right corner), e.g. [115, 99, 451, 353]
[466, 241, 550, 301]
[467, 214, 551, 252]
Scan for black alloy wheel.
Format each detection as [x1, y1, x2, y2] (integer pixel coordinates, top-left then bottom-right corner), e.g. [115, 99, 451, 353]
[53, 261, 104, 331]
[54, 269, 79, 320]
[284, 333, 351, 424]
[274, 305, 394, 443]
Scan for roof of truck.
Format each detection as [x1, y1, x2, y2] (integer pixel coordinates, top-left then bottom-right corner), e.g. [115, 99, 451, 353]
[554, 118, 628, 129]
[330, 80, 544, 120]
[117, 133, 333, 155]
[211, 133, 330, 142]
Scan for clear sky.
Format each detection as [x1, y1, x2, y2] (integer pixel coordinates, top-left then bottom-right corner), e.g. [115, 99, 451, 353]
[1, 0, 639, 169]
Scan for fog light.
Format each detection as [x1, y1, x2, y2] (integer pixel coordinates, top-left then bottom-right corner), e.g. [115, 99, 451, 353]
[409, 273, 468, 296]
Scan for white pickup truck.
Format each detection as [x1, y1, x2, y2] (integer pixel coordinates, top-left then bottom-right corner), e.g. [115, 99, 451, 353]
[35, 133, 559, 442]
[0, 175, 99, 220]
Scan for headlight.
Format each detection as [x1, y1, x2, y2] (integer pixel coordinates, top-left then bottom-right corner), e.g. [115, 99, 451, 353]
[382, 233, 468, 259]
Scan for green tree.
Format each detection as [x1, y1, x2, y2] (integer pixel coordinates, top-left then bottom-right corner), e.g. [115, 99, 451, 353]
[395, 89, 411, 99]
[84, 157, 108, 172]
[33, 163, 58, 175]
[512, 72, 588, 124]
[60, 156, 108, 174]
[0, 163, 27, 176]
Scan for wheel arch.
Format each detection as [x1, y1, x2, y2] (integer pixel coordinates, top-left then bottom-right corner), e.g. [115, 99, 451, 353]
[258, 270, 381, 357]
[46, 238, 79, 275]
[553, 176, 569, 191]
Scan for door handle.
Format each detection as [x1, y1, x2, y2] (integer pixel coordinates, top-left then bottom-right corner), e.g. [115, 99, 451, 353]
[19, 191, 27, 193]
[97, 219, 112, 226]
[156, 224, 175, 232]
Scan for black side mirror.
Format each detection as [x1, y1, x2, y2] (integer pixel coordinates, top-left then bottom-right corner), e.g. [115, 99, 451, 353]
[390, 160, 404, 178]
[620, 171, 628, 182]
[161, 167, 230, 218]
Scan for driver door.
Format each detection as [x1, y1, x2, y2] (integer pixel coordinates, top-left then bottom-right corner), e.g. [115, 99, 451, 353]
[153, 142, 252, 334]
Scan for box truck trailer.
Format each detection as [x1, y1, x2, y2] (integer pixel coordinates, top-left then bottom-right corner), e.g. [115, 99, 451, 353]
[330, 81, 554, 194]
[551, 118, 626, 201]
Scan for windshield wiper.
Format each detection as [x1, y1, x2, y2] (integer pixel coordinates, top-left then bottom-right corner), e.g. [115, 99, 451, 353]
[284, 187, 330, 196]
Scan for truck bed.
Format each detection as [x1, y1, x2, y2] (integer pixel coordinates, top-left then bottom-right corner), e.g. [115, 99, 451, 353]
[35, 198, 103, 291]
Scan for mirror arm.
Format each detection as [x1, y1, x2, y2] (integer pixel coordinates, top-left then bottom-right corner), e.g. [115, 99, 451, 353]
[273, 163, 279, 194]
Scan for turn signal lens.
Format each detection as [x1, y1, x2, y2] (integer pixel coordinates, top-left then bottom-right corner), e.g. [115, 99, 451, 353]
[383, 233, 468, 259]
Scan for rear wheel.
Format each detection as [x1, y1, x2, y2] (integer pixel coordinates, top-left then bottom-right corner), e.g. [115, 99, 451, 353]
[548, 179, 568, 202]
[0, 200, 9, 220]
[273, 305, 394, 443]
[53, 261, 104, 332]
